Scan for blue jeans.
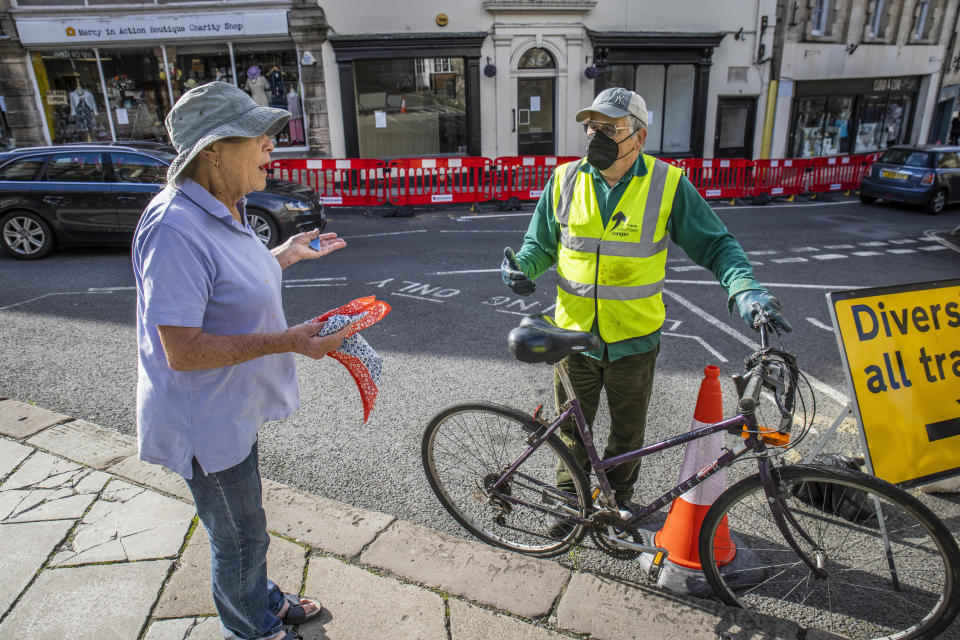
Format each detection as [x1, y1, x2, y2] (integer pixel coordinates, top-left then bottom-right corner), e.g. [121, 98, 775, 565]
[185, 444, 286, 640]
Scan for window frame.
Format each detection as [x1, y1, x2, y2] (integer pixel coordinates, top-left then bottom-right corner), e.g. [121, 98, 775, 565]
[42, 151, 108, 183]
[869, 0, 886, 37]
[913, 0, 931, 39]
[811, 0, 831, 35]
[109, 151, 168, 185]
[0, 155, 46, 181]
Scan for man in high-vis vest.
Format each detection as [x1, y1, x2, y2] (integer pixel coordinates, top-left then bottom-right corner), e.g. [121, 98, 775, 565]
[500, 88, 791, 534]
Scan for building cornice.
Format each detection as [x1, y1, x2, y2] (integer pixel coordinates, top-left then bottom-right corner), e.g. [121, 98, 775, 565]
[483, 0, 596, 13]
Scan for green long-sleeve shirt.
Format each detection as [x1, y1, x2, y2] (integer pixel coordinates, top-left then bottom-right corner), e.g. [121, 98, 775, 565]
[514, 155, 762, 361]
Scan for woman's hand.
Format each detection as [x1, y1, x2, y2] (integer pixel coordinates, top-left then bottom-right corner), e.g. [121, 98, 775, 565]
[286, 321, 353, 359]
[273, 229, 347, 270]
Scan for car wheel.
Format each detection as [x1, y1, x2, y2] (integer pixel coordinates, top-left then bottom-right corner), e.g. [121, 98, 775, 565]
[246, 209, 279, 248]
[859, 193, 878, 204]
[0, 210, 55, 259]
[925, 189, 947, 215]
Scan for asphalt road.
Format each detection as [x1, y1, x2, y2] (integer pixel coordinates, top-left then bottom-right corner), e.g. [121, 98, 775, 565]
[2, 193, 959, 606]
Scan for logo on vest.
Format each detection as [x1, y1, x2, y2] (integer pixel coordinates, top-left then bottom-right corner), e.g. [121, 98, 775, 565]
[608, 211, 638, 238]
[610, 211, 627, 231]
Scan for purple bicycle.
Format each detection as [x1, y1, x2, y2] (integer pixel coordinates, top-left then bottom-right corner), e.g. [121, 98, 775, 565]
[422, 310, 960, 640]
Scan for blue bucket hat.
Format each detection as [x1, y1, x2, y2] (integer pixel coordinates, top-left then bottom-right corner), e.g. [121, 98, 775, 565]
[164, 81, 290, 182]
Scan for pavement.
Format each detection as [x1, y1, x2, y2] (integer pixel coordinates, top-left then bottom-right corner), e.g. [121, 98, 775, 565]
[0, 396, 815, 640]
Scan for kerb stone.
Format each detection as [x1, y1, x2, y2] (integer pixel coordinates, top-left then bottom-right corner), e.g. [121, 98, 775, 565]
[555, 571, 800, 640]
[27, 419, 136, 469]
[360, 520, 569, 619]
[0, 399, 69, 439]
[261, 478, 393, 556]
[107, 454, 193, 502]
[449, 599, 569, 639]
[300, 556, 446, 640]
[0, 560, 171, 640]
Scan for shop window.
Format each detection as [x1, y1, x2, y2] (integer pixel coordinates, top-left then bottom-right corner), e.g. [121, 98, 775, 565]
[232, 43, 304, 147]
[33, 51, 111, 144]
[99, 48, 168, 142]
[44, 152, 105, 182]
[353, 57, 466, 158]
[0, 157, 44, 181]
[791, 95, 855, 157]
[518, 48, 556, 69]
[111, 152, 167, 184]
[854, 93, 912, 153]
[175, 44, 235, 99]
[598, 63, 694, 155]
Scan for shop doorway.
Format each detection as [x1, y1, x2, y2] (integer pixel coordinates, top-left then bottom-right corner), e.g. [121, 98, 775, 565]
[714, 97, 755, 158]
[517, 77, 555, 156]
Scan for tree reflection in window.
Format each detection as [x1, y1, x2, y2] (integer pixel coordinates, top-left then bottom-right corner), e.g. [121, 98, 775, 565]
[518, 48, 556, 69]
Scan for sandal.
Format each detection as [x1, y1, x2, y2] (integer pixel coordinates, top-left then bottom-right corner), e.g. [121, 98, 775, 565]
[278, 591, 323, 625]
[279, 632, 302, 640]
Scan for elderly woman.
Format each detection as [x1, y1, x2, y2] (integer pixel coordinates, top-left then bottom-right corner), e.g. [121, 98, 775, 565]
[132, 82, 346, 640]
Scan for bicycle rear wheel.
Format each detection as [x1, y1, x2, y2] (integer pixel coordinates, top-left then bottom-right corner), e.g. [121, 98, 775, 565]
[422, 403, 590, 557]
[699, 464, 960, 640]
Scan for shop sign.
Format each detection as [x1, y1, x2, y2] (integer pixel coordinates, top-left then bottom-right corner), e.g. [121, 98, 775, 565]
[50, 49, 96, 59]
[827, 279, 960, 487]
[15, 11, 289, 45]
[872, 76, 919, 93]
[46, 90, 68, 106]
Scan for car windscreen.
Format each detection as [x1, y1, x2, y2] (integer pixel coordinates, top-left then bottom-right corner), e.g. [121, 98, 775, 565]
[879, 149, 934, 168]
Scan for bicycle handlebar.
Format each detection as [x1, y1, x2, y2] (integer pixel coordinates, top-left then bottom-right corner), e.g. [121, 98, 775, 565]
[740, 302, 799, 431]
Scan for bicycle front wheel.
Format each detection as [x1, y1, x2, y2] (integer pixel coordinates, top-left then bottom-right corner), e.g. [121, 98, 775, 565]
[422, 403, 590, 557]
[699, 464, 960, 640]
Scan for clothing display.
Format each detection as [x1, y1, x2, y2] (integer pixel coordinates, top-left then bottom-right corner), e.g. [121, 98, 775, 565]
[267, 68, 286, 108]
[287, 89, 304, 144]
[311, 296, 391, 423]
[245, 75, 269, 107]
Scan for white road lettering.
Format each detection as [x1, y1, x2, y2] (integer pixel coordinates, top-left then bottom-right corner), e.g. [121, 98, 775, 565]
[852, 251, 883, 256]
[812, 254, 847, 260]
[772, 257, 808, 264]
[807, 317, 834, 331]
[366, 278, 395, 288]
[344, 230, 427, 239]
[886, 248, 916, 254]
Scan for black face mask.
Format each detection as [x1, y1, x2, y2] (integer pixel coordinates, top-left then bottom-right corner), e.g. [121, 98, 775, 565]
[586, 128, 639, 171]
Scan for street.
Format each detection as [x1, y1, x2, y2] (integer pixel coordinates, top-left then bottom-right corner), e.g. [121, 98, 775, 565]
[2, 193, 959, 592]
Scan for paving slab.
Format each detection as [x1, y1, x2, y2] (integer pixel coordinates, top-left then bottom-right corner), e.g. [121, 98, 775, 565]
[50, 479, 195, 566]
[361, 520, 569, 619]
[0, 399, 69, 439]
[27, 419, 137, 470]
[154, 523, 308, 618]
[0, 451, 109, 523]
[107, 454, 193, 502]
[300, 555, 447, 640]
[261, 477, 394, 557]
[0, 519, 74, 616]
[449, 599, 570, 640]
[144, 616, 222, 640]
[0, 559, 171, 640]
[0, 437, 33, 479]
[555, 571, 799, 640]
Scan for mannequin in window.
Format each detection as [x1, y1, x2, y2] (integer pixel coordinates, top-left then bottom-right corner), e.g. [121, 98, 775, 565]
[245, 66, 269, 107]
[287, 87, 304, 145]
[267, 66, 286, 108]
[70, 81, 98, 142]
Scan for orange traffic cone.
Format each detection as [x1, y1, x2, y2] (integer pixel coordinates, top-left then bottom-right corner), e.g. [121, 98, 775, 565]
[400, 96, 406, 113]
[654, 365, 736, 569]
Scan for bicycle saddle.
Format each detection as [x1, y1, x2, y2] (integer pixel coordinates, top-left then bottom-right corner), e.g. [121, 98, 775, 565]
[508, 314, 601, 364]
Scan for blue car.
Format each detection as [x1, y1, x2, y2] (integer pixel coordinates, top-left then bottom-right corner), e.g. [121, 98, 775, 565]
[859, 145, 960, 215]
[0, 143, 324, 259]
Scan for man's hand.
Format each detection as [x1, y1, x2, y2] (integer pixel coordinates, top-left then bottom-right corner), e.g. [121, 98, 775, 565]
[734, 289, 792, 332]
[273, 229, 347, 270]
[501, 247, 535, 296]
[286, 321, 353, 359]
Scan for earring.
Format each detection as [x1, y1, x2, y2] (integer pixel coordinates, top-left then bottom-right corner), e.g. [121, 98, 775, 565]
[214, 159, 220, 168]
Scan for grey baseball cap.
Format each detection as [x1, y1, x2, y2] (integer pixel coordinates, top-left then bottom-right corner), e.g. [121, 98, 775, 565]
[575, 87, 648, 127]
[164, 81, 291, 183]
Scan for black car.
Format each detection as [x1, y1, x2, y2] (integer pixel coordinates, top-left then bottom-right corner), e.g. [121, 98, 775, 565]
[0, 143, 325, 259]
[859, 145, 960, 215]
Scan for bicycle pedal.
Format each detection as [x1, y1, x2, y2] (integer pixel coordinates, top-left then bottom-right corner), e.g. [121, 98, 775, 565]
[648, 547, 669, 581]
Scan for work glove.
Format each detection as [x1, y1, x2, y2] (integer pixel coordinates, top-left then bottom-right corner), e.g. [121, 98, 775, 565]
[501, 247, 536, 296]
[734, 289, 792, 333]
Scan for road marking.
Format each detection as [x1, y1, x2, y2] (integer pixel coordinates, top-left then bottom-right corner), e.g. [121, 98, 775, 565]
[889, 238, 917, 244]
[711, 200, 859, 211]
[670, 265, 708, 272]
[432, 268, 500, 275]
[792, 246, 820, 252]
[87, 286, 135, 292]
[285, 283, 348, 288]
[919, 245, 947, 251]
[391, 292, 444, 303]
[344, 230, 428, 239]
[440, 230, 527, 233]
[852, 250, 883, 256]
[284, 277, 346, 283]
[665, 279, 859, 290]
[662, 288, 849, 404]
[455, 213, 532, 222]
[748, 250, 779, 256]
[662, 332, 727, 362]
[807, 317, 834, 331]
[0, 291, 113, 311]
[812, 253, 848, 260]
[886, 248, 916, 254]
[496, 309, 529, 316]
[772, 257, 808, 264]
[823, 244, 855, 249]
[858, 241, 887, 247]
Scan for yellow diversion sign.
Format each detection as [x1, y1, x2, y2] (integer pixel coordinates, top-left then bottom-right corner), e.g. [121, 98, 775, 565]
[828, 279, 960, 487]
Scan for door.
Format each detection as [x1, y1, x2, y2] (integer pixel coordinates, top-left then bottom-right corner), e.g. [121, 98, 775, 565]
[714, 97, 756, 158]
[517, 78, 555, 156]
[109, 152, 167, 234]
[41, 151, 115, 242]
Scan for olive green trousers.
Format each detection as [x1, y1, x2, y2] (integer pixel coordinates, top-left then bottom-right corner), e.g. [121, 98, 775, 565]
[554, 347, 659, 502]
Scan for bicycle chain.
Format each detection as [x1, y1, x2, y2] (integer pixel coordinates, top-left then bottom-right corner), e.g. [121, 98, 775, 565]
[588, 511, 644, 559]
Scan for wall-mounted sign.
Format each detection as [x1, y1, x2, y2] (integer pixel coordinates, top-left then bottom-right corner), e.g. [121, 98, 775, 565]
[46, 90, 68, 106]
[827, 279, 960, 487]
[15, 11, 289, 45]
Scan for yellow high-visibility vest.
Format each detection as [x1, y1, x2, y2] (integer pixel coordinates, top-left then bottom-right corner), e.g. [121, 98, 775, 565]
[551, 155, 682, 343]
